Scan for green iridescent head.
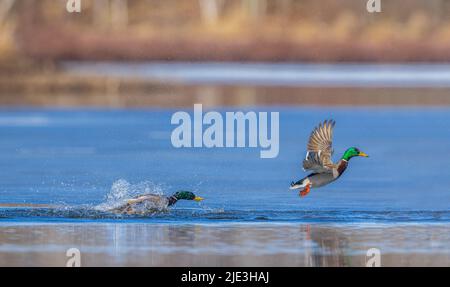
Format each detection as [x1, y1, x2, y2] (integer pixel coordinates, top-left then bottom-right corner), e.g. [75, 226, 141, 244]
[341, 147, 369, 161]
[173, 191, 204, 202]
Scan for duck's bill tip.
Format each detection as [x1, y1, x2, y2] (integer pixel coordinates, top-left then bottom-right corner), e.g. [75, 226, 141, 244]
[194, 196, 204, 202]
[359, 152, 369, 157]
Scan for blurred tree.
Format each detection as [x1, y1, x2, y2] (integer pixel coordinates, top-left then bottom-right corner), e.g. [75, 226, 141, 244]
[111, 0, 128, 30]
[93, 0, 110, 28]
[198, 0, 224, 24]
[92, 0, 128, 30]
[0, 0, 16, 26]
[242, 0, 267, 21]
[279, 0, 292, 16]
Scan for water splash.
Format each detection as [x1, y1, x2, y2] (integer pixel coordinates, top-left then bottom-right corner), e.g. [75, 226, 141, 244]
[95, 179, 168, 214]
[0, 179, 211, 219]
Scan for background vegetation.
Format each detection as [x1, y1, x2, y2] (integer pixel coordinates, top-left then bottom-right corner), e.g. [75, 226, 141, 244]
[1, 0, 450, 62]
[1, 0, 450, 107]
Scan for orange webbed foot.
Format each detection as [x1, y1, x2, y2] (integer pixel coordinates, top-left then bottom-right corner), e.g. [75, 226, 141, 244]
[299, 184, 311, 197]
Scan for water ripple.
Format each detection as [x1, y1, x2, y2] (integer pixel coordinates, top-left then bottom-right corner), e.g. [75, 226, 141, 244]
[0, 207, 449, 223]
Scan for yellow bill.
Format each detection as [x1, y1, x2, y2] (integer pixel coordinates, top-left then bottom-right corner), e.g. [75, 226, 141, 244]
[358, 152, 369, 157]
[194, 196, 204, 202]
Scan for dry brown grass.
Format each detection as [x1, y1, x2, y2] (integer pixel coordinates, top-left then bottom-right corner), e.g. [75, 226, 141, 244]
[1, 0, 448, 62]
[0, 22, 16, 58]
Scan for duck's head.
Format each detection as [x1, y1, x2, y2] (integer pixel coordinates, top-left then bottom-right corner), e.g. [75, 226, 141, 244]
[342, 147, 369, 161]
[173, 191, 204, 202]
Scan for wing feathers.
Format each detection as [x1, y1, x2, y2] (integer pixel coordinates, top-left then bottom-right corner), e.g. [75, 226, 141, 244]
[302, 120, 336, 172]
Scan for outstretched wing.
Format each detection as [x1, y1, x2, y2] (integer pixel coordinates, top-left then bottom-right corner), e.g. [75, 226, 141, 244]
[302, 120, 336, 173]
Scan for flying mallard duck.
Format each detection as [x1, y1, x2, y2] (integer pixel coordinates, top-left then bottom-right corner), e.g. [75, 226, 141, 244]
[109, 191, 204, 215]
[290, 120, 368, 197]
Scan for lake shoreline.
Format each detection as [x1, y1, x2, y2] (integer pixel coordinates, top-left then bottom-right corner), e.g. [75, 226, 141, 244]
[3, 61, 450, 107]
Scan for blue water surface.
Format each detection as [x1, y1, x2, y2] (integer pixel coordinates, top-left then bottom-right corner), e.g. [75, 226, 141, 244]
[0, 107, 449, 223]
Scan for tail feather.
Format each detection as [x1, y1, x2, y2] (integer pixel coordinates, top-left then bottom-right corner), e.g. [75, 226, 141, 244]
[290, 179, 306, 190]
[290, 177, 312, 190]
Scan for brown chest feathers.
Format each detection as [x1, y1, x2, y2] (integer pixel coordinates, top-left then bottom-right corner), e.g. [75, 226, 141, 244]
[336, 160, 348, 178]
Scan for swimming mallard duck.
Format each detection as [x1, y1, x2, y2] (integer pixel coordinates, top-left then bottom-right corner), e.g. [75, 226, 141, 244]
[290, 120, 368, 197]
[109, 191, 204, 215]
